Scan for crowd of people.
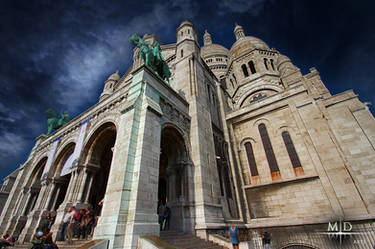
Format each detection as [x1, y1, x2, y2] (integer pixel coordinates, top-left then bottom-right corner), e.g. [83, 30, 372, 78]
[59, 206, 96, 244]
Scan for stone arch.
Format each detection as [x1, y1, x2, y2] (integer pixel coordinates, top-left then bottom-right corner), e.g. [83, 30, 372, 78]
[26, 157, 48, 188]
[239, 137, 257, 151]
[81, 122, 117, 215]
[82, 116, 118, 155]
[278, 243, 320, 249]
[237, 84, 283, 108]
[161, 122, 190, 156]
[52, 142, 76, 178]
[159, 125, 192, 232]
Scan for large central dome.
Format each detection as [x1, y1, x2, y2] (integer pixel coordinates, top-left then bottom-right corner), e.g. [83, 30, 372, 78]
[201, 43, 229, 58]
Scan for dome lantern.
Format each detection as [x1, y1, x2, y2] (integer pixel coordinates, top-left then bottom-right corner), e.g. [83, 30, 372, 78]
[203, 30, 212, 46]
[234, 23, 245, 40]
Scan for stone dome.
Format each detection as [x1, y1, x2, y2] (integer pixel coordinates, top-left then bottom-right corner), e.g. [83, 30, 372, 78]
[179, 20, 193, 28]
[201, 44, 229, 58]
[229, 36, 269, 59]
[276, 54, 291, 66]
[107, 70, 120, 81]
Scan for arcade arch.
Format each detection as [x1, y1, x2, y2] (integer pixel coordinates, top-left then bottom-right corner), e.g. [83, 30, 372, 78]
[81, 122, 116, 215]
[159, 126, 191, 231]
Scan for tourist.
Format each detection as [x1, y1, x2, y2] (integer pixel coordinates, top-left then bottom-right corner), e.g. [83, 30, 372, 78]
[59, 207, 74, 241]
[260, 229, 272, 249]
[77, 209, 87, 239]
[163, 206, 171, 230]
[84, 206, 95, 239]
[65, 206, 76, 244]
[157, 201, 165, 231]
[42, 232, 58, 249]
[28, 231, 44, 249]
[0, 234, 14, 248]
[228, 222, 239, 249]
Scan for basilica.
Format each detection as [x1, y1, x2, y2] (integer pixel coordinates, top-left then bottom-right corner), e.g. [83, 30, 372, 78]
[0, 21, 374, 249]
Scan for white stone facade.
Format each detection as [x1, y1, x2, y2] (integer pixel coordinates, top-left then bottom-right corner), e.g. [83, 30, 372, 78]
[1, 21, 375, 249]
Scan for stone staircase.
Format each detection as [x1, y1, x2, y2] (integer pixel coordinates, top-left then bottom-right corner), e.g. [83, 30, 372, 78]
[160, 231, 228, 249]
[7, 239, 93, 249]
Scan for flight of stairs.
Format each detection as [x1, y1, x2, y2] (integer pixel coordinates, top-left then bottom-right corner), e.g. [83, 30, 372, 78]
[160, 231, 228, 249]
[7, 239, 92, 249]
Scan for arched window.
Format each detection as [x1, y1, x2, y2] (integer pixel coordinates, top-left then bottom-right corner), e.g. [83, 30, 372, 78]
[282, 131, 303, 176]
[244, 142, 258, 177]
[258, 124, 280, 180]
[264, 58, 269, 70]
[270, 59, 275, 70]
[188, 29, 190, 34]
[241, 64, 249, 77]
[181, 31, 183, 36]
[181, 49, 183, 58]
[248, 61, 256, 74]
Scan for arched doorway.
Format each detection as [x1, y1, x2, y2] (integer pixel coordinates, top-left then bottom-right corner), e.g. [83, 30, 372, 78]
[12, 157, 47, 237]
[51, 143, 75, 211]
[159, 126, 190, 232]
[83, 123, 116, 216]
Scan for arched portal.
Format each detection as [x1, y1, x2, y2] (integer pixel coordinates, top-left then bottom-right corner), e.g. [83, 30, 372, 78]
[52, 143, 75, 211]
[83, 122, 116, 216]
[159, 126, 190, 232]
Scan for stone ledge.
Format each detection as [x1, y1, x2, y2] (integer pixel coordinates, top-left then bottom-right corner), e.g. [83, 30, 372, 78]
[243, 174, 319, 190]
[138, 235, 177, 249]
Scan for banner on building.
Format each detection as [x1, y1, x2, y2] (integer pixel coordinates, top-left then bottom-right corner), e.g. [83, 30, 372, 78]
[41, 137, 60, 180]
[60, 119, 89, 176]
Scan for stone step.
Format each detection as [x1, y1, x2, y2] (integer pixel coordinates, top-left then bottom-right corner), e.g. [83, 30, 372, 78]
[8, 239, 92, 249]
[159, 231, 227, 249]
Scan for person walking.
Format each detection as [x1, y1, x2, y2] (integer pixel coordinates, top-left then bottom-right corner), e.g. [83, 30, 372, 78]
[228, 222, 239, 249]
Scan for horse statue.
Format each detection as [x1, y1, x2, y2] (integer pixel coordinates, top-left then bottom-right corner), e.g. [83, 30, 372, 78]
[45, 108, 70, 135]
[129, 34, 171, 85]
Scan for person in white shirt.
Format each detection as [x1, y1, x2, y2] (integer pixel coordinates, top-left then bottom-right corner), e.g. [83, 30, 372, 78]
[59, 207, 75, 241]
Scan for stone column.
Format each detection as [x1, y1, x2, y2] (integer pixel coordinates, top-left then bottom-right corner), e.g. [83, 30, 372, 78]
[44, 181, 57, 211]
[94, 66, 163, 249]
[84, 172, 94, 204]
[76, 169, 89, 203]
[51, 185, 61, 211]
[67, 170, 78, 202]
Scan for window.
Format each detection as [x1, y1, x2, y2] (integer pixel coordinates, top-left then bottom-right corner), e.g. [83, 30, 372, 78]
[207, 84, 211, 103]
[241, 64, 249, 77]
[181, 31, 183, 36]
[282, 131, 302, 169]
[181, 49, 183, 58]
[188, 29, 190, 34]
[270, 59, 275, 70]
[264, 58, 269, 70]
[248, 61, 256, 74]
[258, 124, 279, 173]
[244, 142, 258, 176]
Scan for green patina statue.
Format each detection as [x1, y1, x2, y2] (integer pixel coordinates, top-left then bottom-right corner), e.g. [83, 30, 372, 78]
[129, 34, 171, 85]
[45, 108, 70, 135]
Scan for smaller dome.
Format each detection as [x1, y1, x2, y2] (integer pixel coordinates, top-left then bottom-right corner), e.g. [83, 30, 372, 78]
[229, 36, 269, 59]
[108, 70, 120, 81]
[178, 20, 193, 28]
[276, 54, 291, 66]
[201, 44, 229, 58]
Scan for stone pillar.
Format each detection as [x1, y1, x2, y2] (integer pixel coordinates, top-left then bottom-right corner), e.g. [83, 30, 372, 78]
[94, 66, 163, 249]
[76, 169, 89, 203]
[84, 172, 94, 204]
[51, 185, 61, 211]
[67, 170, 79, 202]
[44, 181, 57, 211]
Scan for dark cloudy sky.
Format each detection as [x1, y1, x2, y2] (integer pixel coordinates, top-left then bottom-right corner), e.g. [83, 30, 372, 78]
[0, 0, 374, 182]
